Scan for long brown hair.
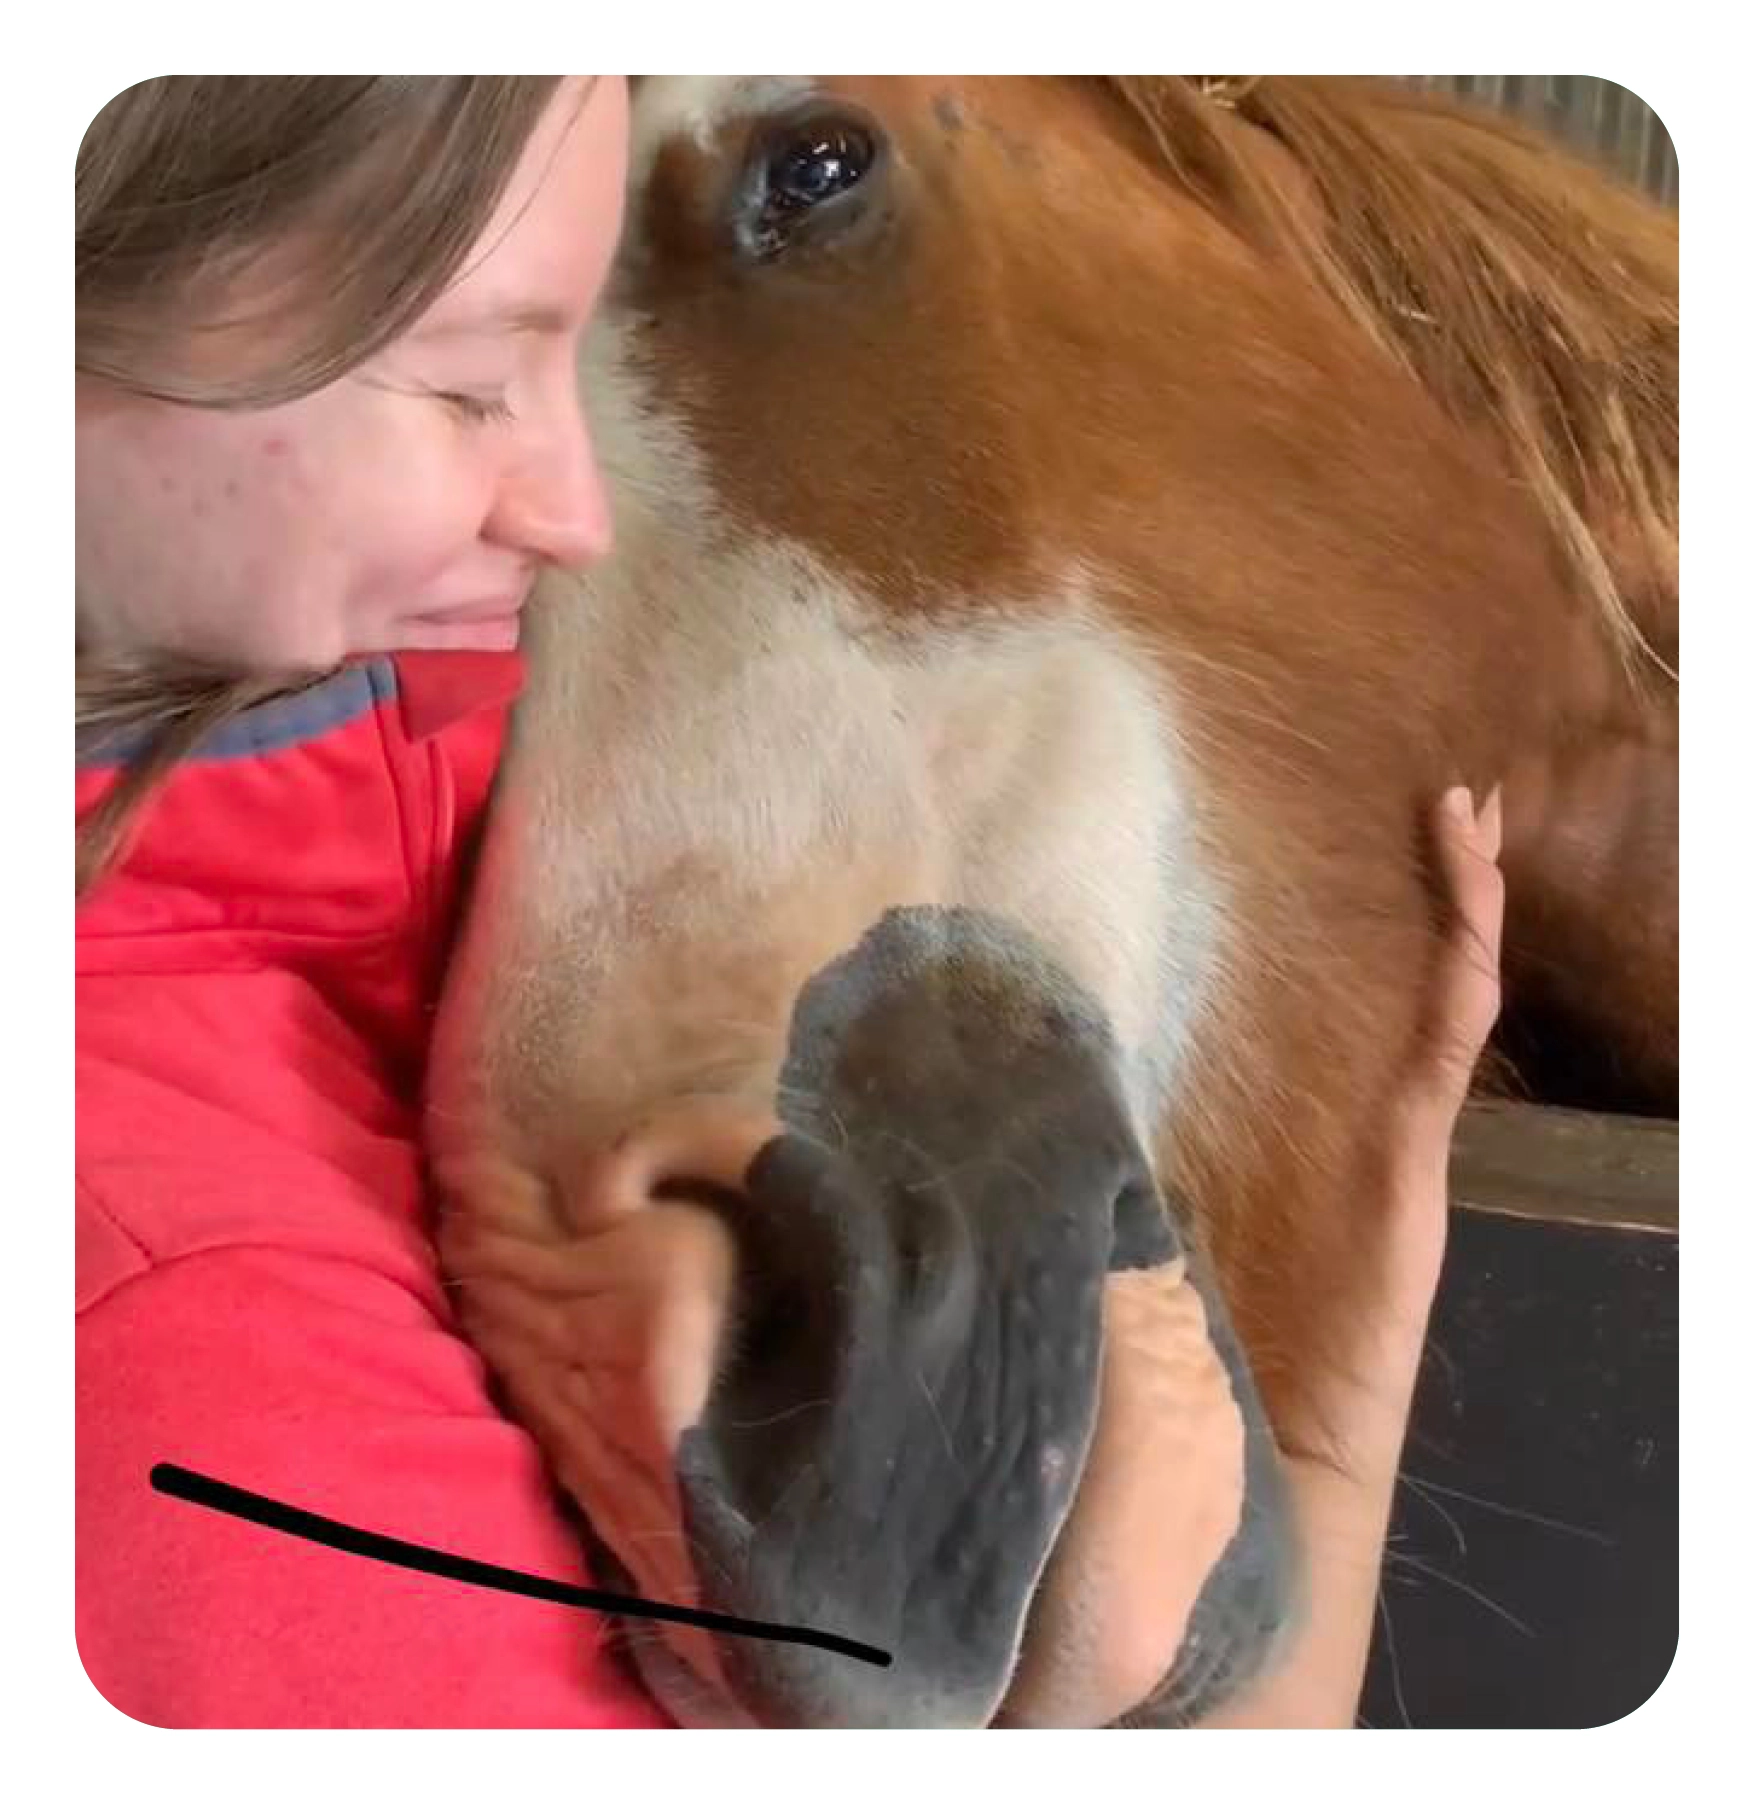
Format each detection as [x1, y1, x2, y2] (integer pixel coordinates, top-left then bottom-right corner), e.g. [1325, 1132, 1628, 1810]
[76, 75, 572, 896]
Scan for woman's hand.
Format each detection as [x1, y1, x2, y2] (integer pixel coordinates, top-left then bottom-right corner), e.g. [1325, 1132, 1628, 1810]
[1199, 784, 1506, 1727]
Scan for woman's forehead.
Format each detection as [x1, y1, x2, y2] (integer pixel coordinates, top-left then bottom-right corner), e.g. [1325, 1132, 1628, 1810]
[429, 75, 628, 336]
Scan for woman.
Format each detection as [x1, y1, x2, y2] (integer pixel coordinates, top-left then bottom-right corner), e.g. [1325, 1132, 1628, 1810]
[75, 73, 1503, 1728]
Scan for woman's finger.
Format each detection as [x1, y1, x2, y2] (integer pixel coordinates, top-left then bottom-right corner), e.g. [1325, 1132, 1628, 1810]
[1408, 785, 1507, 1128]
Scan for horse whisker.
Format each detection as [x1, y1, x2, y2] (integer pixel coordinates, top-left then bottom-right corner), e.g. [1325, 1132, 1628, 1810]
[1388, 1552, 1537, 1639]
[721, 1395, 835, 1431]
[917, 1367, 956, 1462]
[1396, 1470, 1469, 1557]
[1377, 1581, 1414, 1728]
[1399, 1472, 1613, 1545]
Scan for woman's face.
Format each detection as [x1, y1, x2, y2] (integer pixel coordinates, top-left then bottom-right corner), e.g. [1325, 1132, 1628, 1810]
[76, 74, 630, 669]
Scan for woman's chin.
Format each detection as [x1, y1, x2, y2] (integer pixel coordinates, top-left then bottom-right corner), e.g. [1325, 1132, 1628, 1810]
[389, 614, 524, 653]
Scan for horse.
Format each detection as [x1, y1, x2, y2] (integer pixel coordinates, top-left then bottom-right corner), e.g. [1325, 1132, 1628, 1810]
[425, 75, 1678, 1728]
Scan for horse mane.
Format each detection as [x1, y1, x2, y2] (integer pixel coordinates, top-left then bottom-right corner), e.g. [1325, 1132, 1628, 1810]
[1094, 75, 1679, 688]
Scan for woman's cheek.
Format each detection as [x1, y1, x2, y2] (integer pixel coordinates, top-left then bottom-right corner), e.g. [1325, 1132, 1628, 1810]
[354, 465, 503, 626]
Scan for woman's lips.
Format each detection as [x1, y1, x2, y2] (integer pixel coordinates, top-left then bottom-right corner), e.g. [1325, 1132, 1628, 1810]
[399, 595, 528, 651]
[425, 595, 529, 622]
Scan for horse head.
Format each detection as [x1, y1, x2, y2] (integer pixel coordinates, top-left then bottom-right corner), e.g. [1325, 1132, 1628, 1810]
[428, 75, 1677, 1727]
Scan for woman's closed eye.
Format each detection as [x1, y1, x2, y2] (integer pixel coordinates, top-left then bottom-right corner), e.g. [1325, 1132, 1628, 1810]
[434, 389, 516, 426]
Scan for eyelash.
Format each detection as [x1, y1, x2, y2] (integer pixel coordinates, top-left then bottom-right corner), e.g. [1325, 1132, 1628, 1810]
[434, 390, 515, 426]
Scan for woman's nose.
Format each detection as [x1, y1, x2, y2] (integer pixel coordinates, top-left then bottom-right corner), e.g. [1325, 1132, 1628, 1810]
[488, 398, 614, 571]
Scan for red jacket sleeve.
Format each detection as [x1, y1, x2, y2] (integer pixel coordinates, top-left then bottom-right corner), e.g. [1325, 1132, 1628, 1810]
[76, 654, 668, 1728]
[76, 1231, 670, 1729]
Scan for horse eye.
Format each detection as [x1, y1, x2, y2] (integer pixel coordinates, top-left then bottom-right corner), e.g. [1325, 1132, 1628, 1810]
[748, 117, 878, 255]
[767, 122, 873, 208]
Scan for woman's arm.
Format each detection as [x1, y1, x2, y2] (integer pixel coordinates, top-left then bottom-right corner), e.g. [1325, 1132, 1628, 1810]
[73, 1189, 674, 1725]
[1199, 785, 1505, 1728]
[77, 1234, 672, 1728]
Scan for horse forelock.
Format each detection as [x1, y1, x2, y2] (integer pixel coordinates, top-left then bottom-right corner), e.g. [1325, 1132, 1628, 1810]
[1094, 75, 1679, 689]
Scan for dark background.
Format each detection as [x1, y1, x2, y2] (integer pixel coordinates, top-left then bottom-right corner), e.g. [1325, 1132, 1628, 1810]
[1359, 1207, 1678, 1727]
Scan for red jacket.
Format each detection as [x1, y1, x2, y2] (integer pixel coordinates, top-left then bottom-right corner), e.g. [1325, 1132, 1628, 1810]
[76, 651, 669, 1729]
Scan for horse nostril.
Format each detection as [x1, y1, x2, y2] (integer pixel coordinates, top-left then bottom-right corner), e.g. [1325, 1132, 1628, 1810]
[724, 1262, 821, 1390]
[1110, 1173, 1180, 1272]
[569, 1104, 785, 1229]
[654, 1175, 751, 1219]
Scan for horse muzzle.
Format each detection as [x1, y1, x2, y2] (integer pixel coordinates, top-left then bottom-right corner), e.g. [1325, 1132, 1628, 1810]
[446, 905, 1296, 1725]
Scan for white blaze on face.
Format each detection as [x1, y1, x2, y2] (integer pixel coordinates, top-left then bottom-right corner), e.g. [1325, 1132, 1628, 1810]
[430, 257, 1227, 1184]
[420, 87, 1247, 1723]
[908, 603, 1223, 1126]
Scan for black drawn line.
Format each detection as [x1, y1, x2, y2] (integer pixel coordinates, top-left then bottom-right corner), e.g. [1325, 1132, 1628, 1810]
[150, 1462, 891, 1667]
